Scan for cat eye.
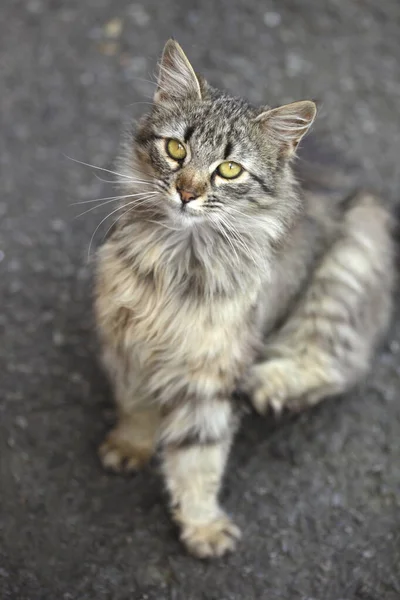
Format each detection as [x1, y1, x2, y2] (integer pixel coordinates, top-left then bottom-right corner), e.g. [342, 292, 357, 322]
[166, 138, 187, 161]
[217, 161, 243, 179]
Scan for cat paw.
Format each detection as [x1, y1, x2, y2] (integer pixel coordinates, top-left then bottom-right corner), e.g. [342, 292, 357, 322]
[180, 515, 241, 559]
[99, 429, 152, 473]
[242, 362, 290, 416]
[243, 359, 320, 415]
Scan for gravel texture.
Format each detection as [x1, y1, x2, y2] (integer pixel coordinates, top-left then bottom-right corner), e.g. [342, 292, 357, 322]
[1, 1, 400, 598]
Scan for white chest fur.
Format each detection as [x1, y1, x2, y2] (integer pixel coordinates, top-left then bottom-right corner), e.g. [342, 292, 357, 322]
[96, 245, 260, 404]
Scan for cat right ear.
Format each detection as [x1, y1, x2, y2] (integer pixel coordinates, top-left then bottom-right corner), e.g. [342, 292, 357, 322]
[154, 39, 202, 104]
[255, 101, 317, 157]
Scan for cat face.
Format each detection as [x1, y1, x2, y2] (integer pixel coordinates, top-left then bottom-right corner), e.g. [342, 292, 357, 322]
[126, 40, 316, 229]
[136, 96, 277, 220]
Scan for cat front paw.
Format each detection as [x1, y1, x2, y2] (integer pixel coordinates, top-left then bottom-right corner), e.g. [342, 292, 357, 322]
[99, 429, 153, 473]
[242, 362, 290, 416]
[243, 359, 321, 415]
[180, 515, 241, 559]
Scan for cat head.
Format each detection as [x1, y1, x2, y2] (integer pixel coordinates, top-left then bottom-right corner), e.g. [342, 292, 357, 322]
[123, 40, 316, 231]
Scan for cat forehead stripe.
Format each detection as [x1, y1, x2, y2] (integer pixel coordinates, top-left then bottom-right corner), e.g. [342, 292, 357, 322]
[223, 141, 233, 160]
[184, 125, 195, 143]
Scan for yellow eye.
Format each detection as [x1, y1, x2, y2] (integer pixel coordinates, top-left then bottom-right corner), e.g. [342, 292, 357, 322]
[217, 161, 243, 179]
[166, 138, 187, 161]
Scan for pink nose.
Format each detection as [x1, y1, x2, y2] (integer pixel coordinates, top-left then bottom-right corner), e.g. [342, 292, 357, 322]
[177, 187, 198, 203]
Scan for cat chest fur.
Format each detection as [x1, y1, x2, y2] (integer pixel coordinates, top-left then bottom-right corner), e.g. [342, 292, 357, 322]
[95, 243, 260, 403]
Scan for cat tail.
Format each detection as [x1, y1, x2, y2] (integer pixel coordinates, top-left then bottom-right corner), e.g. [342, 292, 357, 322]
[297, 133, 400, 254]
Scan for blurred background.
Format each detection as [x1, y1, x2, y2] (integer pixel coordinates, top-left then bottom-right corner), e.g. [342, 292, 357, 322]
[1, 1, 400, 599]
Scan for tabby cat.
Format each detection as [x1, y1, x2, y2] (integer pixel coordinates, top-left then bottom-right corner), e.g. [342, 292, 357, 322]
[95, 40, 394, 558]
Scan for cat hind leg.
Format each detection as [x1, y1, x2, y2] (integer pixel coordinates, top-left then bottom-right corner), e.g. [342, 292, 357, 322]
[244, 192, 394, 415]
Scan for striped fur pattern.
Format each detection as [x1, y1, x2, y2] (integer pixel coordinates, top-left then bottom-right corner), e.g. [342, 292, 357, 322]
[95, 40, 394, 558]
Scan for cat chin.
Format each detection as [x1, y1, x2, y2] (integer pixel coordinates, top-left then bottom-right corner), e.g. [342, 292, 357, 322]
[175, 207, 207, 226]
[165, 195, 207, 224]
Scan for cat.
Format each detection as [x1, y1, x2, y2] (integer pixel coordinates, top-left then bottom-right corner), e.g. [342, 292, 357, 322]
[94, 39, 394, 558]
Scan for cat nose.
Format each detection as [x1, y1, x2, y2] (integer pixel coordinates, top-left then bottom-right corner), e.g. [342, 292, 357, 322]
[177, 186, 199, 204]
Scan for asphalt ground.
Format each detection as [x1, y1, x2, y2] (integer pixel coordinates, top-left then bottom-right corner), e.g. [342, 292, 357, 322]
[1, 1, 400, 598]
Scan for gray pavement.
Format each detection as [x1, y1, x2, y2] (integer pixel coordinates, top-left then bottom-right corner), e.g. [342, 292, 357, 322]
[1, 1, 400, 598]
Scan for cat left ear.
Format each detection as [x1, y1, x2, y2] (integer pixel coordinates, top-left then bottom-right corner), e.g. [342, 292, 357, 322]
[154, 39, 202, 104]
[256, 101, 317, 156]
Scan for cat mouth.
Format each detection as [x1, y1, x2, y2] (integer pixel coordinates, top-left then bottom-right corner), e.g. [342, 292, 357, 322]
[180, 203, 199, 215]
[178, 203, 205, 221]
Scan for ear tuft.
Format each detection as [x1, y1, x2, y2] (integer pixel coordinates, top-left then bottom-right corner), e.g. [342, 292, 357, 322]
[256, 101, 317, 156]
[154, 39, 202, 104]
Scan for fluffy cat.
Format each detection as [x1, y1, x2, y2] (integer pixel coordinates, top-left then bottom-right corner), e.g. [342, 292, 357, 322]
[95, 40, 394, 558]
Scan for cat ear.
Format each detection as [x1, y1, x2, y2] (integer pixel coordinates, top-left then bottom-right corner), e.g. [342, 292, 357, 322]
[154, 39, 202, 104]
[256, 101, 317, 156]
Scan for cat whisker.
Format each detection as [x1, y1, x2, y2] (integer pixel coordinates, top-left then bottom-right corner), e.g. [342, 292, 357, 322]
[128, 161, 159, 180]
[94, 173, 155, 186]
[216, 214, 259, 265]
[223, 206, 271, 240]
[222, 219, 253, 254]
[145, 219, 181, 232]
[65, 155, 139, 180]
[101, 196, 167, 243]
[101, 209, 131, 242]
[87, 194, 160, 259]
[209, 215, 240, 265]
[72, 191, 158, 207]
[100, 199, 158, 241]
[225, 205, 263, 222]
[94, 174, 126, 184]
[75, 192, 158, 219]
[116, 161, 163, 186]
